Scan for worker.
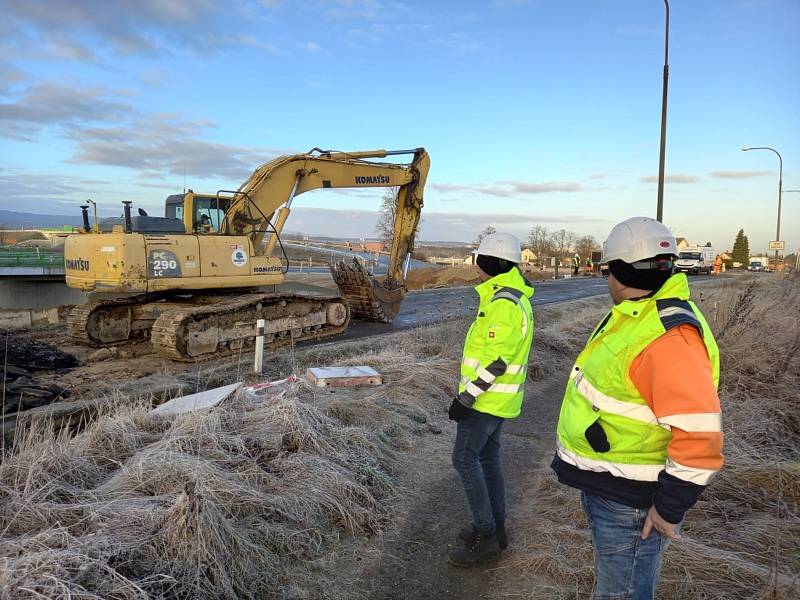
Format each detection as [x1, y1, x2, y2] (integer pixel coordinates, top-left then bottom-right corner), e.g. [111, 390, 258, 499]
[199, 214, 212, 233]
[713, 255, 721, 275]
[551, 217, 723, 599]
[585, 256, 594, 276]
[573, 253, 580, 276]
[448, 232, 535, 567]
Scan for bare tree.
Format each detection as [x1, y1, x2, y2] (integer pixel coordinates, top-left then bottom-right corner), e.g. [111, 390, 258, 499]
[526, 225, 552, 265]
[474, 225, 496, 245]
[549, 229, 577, 260]
[574, 235, 600, 259]
[374, 187, 399, 247]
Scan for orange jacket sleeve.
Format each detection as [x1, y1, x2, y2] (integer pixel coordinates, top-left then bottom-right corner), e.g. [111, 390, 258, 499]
[630, 324, 724, 522]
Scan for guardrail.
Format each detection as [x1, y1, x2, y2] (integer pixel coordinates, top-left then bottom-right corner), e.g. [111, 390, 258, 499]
[0, 248, 65, 268]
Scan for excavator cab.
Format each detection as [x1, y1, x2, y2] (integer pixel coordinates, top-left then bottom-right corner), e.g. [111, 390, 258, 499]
[164, 193, 232, 234]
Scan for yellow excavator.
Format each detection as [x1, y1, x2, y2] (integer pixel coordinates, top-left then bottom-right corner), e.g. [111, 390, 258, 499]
[63, 147, 430, 360]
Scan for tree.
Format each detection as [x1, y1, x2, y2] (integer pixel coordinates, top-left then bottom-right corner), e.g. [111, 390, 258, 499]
[575, 235, 600, 259]
[526, 225, 552, 265]
[374, 187, 399, 247]
[731, 229, 750, 265]
[549, 229, 577, 260]
[474, 225, 496, 245]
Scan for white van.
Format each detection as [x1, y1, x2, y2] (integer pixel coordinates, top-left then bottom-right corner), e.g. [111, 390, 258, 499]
[675, 246, 716, 275]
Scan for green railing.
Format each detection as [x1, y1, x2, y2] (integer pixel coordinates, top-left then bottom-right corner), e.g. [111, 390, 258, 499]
[0, 248, 65, 269]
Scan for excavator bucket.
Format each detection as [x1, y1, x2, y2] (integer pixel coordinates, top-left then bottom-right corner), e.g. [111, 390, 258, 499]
[331, 259, 405, 323]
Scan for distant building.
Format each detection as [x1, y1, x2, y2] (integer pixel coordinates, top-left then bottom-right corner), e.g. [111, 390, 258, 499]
[521, 248, 536, 265]
[361, 242, 386, 253]
[675, 237, 690, 251]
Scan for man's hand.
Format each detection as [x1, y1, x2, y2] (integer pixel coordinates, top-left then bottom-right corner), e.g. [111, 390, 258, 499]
[448, 397, 473, 422]
[641, 506, 682, 541]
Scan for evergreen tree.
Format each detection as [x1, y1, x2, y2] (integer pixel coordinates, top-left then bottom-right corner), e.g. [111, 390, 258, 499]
[731, 229, 749, 265]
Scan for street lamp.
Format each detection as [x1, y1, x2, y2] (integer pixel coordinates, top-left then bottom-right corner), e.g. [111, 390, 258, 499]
[742, 146, 783, 270]
[656, 0, 670, 223]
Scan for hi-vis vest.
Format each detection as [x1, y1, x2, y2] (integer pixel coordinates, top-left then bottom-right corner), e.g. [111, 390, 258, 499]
[555, 274, 719, 482]
[458, 268, 534, 419]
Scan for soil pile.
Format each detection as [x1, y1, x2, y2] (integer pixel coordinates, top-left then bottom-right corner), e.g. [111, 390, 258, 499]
[1, 332, 75, 413]
[1, 332, 78, 370]
[406, 266, 553, 291]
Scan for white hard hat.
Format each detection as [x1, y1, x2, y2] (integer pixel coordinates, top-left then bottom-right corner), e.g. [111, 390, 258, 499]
[601, 217, 678, 264]
[475, 232, 522, 263]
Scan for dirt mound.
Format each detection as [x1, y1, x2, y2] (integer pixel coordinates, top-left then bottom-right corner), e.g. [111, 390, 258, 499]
[406, 266, 480, 290]
[406, 266, 552, 290]
[1, 332, 78, 370]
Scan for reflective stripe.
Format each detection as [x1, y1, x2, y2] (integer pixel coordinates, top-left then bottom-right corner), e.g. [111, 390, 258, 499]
[460, 375, 469, 386]
[507, 364, 526, 375]
[477, 367, 497, 384]
[465, 382, 484, 398]
[556, 442, 664, 481]
[658, 412, 722, 432]
[666, 458, 717, 485]
[463, 357, 480, 368]
[658, 306, 697, 320]
[573, 371, 667, 428]
[488, 382, 521, 394]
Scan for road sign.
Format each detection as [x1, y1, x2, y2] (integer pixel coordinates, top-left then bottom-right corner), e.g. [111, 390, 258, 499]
[768, 241, 785, 251]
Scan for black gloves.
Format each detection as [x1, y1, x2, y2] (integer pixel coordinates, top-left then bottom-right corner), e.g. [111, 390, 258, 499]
[584, 421, 610, 452]
[448, 397, 473, 422]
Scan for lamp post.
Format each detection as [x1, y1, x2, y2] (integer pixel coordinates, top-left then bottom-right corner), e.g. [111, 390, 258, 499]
[656, 0, 670, 223]
[742, 146, 783, 270]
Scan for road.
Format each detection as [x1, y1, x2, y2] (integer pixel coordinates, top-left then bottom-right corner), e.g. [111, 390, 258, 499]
[330, 276, 610, 342]
[283, 241, 431, 275]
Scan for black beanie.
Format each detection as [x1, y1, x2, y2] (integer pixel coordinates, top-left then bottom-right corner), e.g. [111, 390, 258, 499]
[607, 256, 673, 291]
[476, 254, 515, 277]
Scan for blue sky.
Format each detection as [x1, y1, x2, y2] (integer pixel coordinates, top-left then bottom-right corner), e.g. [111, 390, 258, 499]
[1, 0, 798, 252]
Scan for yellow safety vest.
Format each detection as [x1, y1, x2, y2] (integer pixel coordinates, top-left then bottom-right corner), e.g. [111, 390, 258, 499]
[458, 267, 534, 418]
[555, 274, 719, 482]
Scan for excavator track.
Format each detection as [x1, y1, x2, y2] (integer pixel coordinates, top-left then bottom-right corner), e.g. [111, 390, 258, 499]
[67, 295, 156, 346]
[331, 260, 405, 323]
[150, 292, 350, 361]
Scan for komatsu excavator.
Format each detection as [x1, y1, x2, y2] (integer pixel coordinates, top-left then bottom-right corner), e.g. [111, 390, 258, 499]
[63, 147, 429, 360]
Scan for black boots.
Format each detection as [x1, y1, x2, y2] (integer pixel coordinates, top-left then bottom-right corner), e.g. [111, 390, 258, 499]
[457, 521, 508, 550]
[449, 529, 502, 567]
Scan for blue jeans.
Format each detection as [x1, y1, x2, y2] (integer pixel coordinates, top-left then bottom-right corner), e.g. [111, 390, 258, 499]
[581, 492, 678, 600]
[452, 411, 506, 533]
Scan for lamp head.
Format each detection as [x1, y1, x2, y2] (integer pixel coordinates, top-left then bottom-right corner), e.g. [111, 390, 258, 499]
[741, 146, 751, 151]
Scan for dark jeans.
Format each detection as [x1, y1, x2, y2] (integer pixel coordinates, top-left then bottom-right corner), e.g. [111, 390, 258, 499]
[582, 492, 679, 600]
[452, 411, 506, 533]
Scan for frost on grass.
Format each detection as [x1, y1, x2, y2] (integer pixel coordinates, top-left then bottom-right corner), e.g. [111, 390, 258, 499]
[0, 323, 462, 600]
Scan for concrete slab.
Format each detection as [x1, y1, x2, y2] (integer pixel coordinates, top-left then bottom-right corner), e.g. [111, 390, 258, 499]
[151, 382, 241, 416]
[306, 366, 382, 388]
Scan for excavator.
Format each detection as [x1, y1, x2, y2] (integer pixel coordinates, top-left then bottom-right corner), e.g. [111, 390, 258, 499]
[63, 147, 430, 360]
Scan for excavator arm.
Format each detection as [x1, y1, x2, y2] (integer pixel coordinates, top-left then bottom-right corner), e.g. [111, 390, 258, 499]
[221, 147, 430, 322]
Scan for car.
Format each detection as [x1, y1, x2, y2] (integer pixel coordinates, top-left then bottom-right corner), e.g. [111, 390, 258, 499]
[747, 261, 764, 272]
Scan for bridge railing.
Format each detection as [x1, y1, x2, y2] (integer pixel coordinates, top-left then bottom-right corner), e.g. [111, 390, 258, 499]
[0, 248, 65, 268]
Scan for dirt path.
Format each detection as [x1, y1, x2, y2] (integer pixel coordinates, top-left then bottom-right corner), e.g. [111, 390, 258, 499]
[359, 375, 566, 600]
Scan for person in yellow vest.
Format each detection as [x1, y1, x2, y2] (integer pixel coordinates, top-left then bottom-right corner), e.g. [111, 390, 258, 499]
[585, 256, 594, 275]
[573, 253, 581, 276]
[551, 217, 723, 599]
[448, 232, 535, 567]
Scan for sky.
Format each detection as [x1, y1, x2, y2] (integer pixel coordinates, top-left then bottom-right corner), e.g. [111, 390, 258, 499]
[1, 0, 798, 253]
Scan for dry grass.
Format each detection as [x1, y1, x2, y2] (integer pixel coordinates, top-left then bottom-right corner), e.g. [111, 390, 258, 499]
[0, 321, 467, 600]
[494, 275, 800, 599]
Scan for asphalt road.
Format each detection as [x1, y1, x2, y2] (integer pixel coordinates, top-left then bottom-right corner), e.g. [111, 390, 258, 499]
[337, 275, 610, 341]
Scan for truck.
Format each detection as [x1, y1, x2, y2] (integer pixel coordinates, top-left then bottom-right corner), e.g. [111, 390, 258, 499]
[747, 256, 769, 272]
[674, 245, 716, 275]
